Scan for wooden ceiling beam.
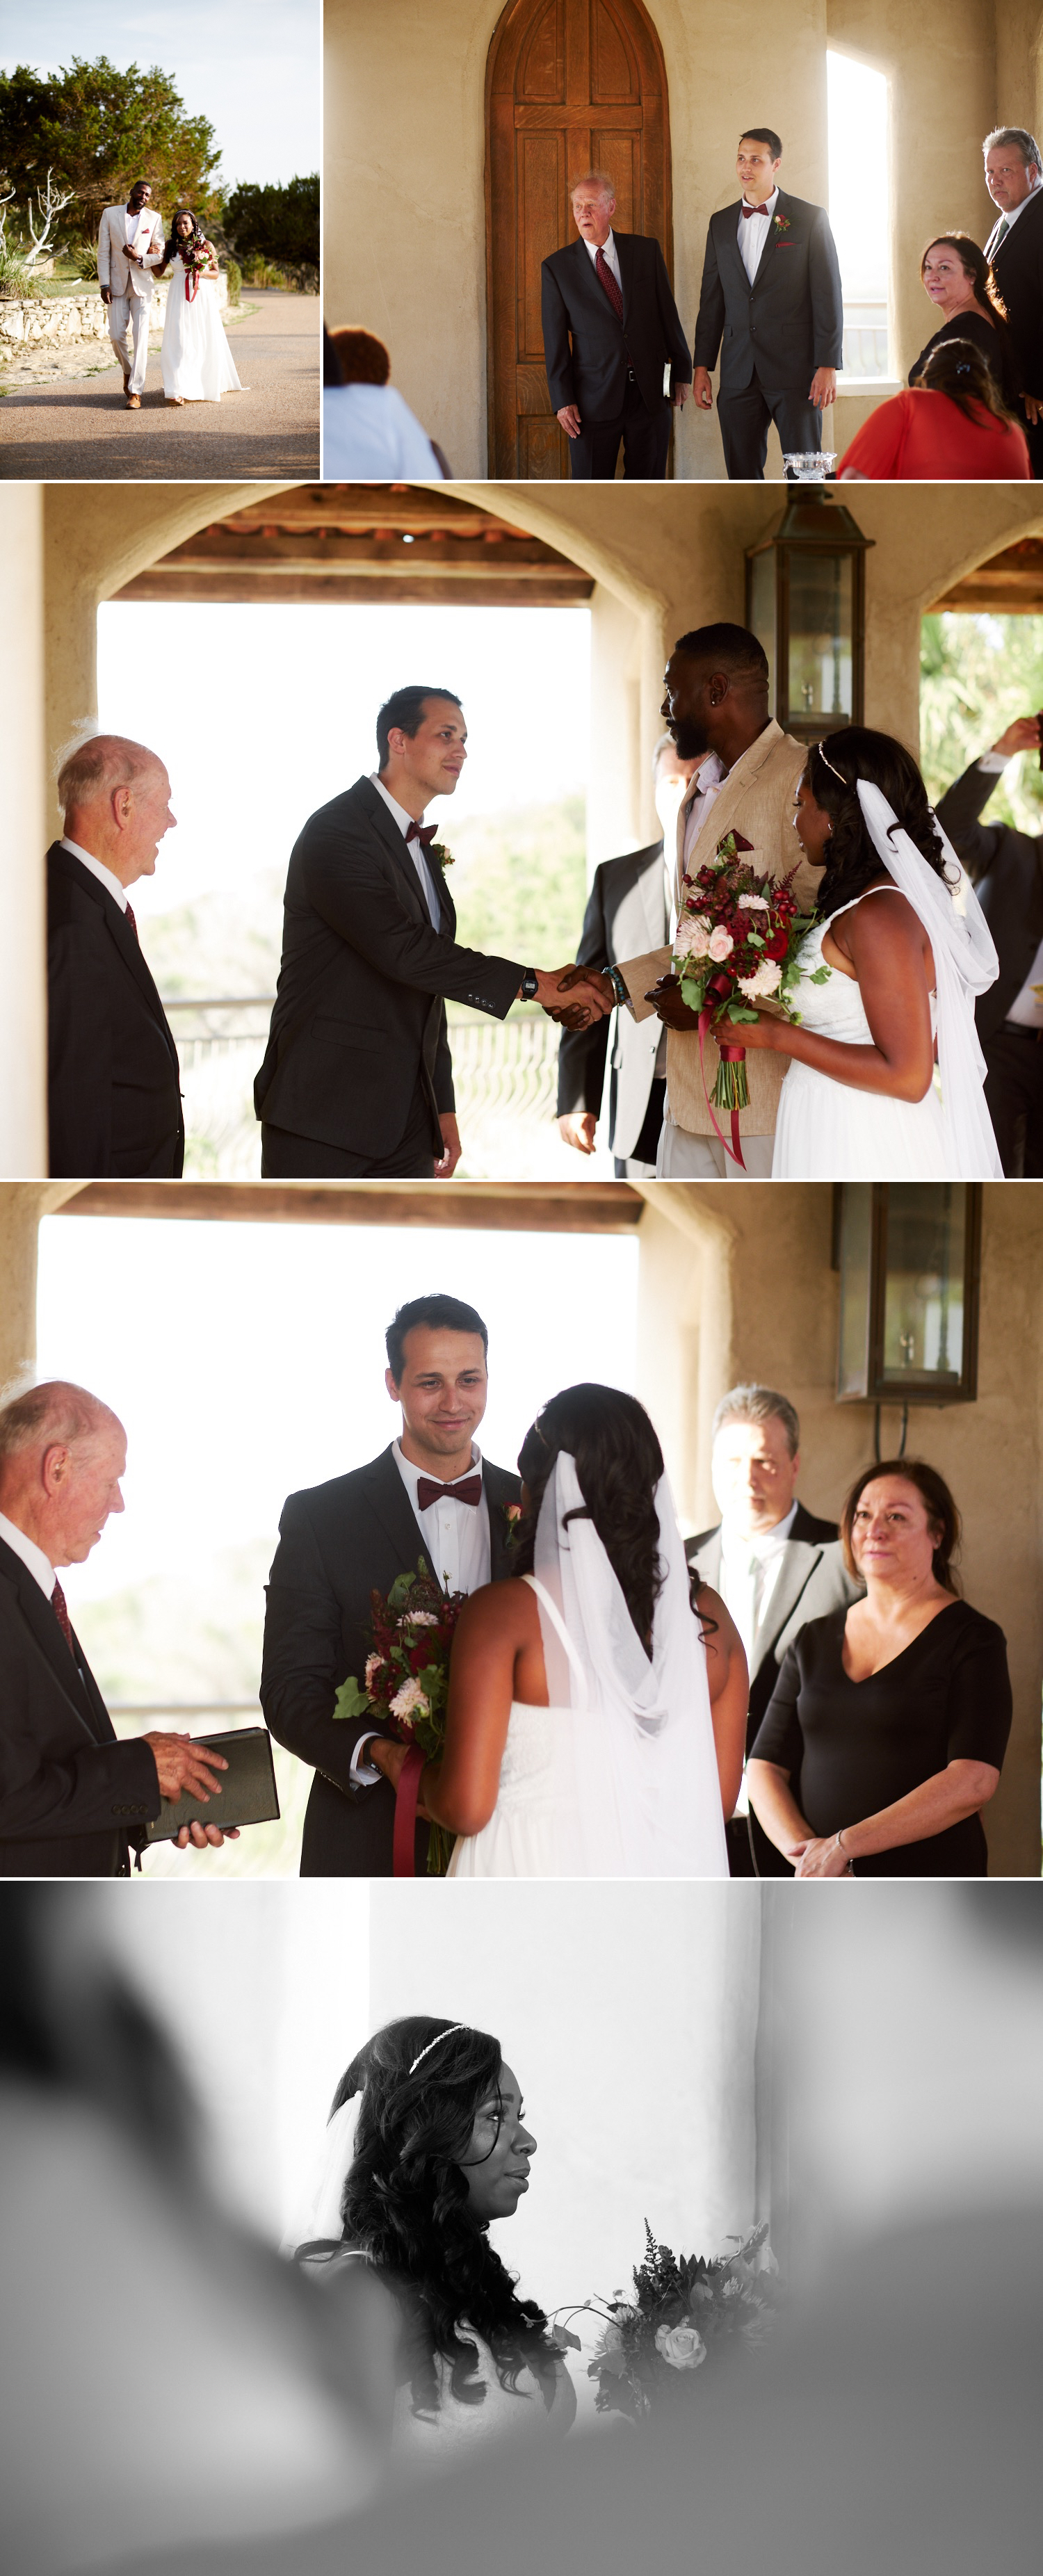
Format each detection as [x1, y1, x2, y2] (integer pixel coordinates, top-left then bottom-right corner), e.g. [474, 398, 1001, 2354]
[61, 1183, 645, 1232]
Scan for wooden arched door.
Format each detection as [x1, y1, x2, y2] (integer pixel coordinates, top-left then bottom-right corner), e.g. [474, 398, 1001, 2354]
[485, 0, 674, 478]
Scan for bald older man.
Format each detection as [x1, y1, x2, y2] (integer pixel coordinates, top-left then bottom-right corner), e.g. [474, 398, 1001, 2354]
[0, 1382, 232, 1875]
[47, 734, 184, 1177]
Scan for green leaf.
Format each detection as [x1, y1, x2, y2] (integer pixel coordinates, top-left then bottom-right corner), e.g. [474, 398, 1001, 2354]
[332, 1674, 373, 1723]
[551, 2324, 583, 2352]
[809, 965, 832, 985]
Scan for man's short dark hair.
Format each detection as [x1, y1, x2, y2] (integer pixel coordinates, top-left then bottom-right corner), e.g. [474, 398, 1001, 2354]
[376, 686, 463, 768]
[983, 126, 1042, 175]
[385, 1295, 489, 1382]
[672, 624, 769, 685]
[740, 129, 782, 161]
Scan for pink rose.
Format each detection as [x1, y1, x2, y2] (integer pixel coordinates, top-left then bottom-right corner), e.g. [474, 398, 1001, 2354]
[675, 914, 711, 962]
[707, 927, 734, 962]
[654, 2321, 706, 2372]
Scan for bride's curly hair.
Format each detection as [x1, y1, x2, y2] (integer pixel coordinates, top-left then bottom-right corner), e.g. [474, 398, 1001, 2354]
[308, 2017, 558, 2417]
[512, 1383, 666, 1654]
[162, 207, 208, 268]
[805, 727, 955, 922]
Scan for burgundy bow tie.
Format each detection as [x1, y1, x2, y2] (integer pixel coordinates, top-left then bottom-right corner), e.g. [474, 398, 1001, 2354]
[405, 821, 437, 851]
[416, 1474, 483, 1511]
[51, 1577, 76, 1656]
[742, 202, 771, 217]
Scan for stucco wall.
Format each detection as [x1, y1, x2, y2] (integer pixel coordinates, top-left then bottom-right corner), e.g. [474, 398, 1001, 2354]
[0, 1186, 79, 1386]
[636, 1181, 1043, 1879]
[325, 0, 1023, 478]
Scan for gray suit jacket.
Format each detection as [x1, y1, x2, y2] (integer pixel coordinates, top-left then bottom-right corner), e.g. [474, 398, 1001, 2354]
[693, 190, 843, 394]
[686, 1501, 862, 1758]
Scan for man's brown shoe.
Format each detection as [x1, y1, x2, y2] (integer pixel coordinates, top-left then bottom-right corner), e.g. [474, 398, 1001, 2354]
[126, 393, 140, 409]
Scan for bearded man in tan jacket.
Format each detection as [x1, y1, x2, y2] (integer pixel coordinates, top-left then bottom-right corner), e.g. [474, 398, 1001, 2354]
[564, 624, 818, 1176]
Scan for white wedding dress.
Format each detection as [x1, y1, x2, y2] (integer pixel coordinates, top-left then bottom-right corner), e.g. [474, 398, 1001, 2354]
[448, 1458, 728, 1881]
[161, 254, 243, 401]
[772, 781, 1002, 1181]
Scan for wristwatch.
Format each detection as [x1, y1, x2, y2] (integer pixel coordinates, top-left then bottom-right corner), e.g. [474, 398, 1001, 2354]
[519, 968, 540, 999]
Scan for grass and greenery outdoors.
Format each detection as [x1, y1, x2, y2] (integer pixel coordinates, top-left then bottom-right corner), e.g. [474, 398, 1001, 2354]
[921, 613, 1043, 832]
[0, 56, 315, 295]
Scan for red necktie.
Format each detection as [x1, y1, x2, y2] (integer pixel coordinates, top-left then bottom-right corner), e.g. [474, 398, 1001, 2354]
[416, 1475, 483, 1511]
[405, 822, 437, 852]
[51, 1577, 76, 1655]
[742, 203, 770, 218]
[124, 901, 138, 939]
[595, 245, 624, 325]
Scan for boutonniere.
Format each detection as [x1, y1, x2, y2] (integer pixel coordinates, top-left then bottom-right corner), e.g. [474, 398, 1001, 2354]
[502, 1502, 523, 1546]
[428, 840, 454, 870]
[773, 212, 790, 234]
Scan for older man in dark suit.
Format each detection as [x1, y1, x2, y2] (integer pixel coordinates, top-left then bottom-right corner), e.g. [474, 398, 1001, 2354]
[541, 170, 691, 480]
[983, 126, 1043, 475]
[936, 714, 1043, 1174]
[0, 1382, 229, 1874]
[686, 1384, 861, 1877]
[261, 1296, 522, 1877]
[47, 734, 184, 1178]
[692, 128, 843, 480]
[556, 734, 700, 1175]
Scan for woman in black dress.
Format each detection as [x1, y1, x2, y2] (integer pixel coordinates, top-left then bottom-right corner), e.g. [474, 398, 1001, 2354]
[909, 234, 1022, 410]
[747, 1460, 1010, 1878]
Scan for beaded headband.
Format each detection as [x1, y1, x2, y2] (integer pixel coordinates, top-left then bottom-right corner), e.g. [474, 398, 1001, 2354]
[408, 2025, 467, 2077]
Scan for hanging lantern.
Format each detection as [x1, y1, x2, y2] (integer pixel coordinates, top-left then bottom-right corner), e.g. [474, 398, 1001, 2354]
[745, 489, 873, 743]
[834, 1183, 982, 1407]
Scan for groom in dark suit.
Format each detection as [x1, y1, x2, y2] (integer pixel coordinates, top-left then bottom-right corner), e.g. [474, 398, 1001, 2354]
[255, 686, 608, 1176]
[686, 1384, 860, 1877]
[0, 1381, 231, 1874]
[541, 170, 691, 480]
[692, 129, 843, 480]
[47, 734, 184, 1178]
[261, 1295, 522, 1876]
[983, 126, 1043, 476]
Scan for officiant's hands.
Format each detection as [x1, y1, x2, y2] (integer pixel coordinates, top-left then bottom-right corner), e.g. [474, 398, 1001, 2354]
[142, 1731, 241, 1849]
[536, 966, 614, 1028]
[435, 1112, 462, 1178]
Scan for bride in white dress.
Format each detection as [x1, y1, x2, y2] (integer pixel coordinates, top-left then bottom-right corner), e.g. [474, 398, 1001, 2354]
[292, 2017, 576, 2481]
[369, 1385, 745, 1878]
[157, 209, 243, 405]
[738, 729, 1001, 1179]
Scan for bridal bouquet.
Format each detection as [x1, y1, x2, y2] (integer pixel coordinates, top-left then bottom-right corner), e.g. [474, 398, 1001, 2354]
[551, 2221, 783, 2422]
[182, 239, 213, 302]
[332, 1562, 464, 1875]
[672, 827, 818, 1143]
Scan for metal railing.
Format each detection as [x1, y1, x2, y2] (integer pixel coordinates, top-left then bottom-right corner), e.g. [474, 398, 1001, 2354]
[163, 994, 577, 1180]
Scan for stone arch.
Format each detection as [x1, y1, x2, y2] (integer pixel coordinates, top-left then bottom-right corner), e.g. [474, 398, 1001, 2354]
[485, 0, 674, 476]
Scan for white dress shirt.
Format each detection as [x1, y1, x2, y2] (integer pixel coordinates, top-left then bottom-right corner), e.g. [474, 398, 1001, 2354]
[678, 754, 728, 912]
[350, 1442, 492, 1783]
[737, 187, 779, 287]
[582, 229, 622, 292]
[369, 772, 442, 931]
[0, 1510, 56, 1601]
[59, 835, 129, 914]
[987, 180, 1041, 250]
[718, 1500, 798, 1815]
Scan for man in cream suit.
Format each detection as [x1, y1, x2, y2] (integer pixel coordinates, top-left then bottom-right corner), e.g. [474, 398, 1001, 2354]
[97, 179, 165, 407]
[567, 624, 814, 1176]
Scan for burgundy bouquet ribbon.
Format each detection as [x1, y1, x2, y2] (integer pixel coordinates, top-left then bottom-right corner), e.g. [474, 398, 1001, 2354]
[392, 1742, 428, 1877]
[697, 986, 747, 1171]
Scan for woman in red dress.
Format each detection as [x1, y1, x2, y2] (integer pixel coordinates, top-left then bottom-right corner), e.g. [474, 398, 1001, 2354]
[837, 338, 1030, 480]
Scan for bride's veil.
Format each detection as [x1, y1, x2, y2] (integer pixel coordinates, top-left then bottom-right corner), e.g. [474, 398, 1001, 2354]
[531, 1451, 727, 1878]
[855, 779, 1003, 1177]
[280, 2096, 359, 2256]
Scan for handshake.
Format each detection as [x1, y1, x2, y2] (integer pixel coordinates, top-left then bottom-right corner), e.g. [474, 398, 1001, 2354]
[531, 965, 617, 1029]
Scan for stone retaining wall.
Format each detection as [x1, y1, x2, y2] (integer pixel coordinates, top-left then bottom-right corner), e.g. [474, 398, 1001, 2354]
[0, 274, 229, 350]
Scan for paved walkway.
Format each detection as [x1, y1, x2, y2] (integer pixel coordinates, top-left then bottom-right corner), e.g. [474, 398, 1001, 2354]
[0, 291, 319, 480]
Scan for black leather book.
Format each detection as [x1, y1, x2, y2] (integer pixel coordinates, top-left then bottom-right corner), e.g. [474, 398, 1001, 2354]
[144, 1726, 280, 1842]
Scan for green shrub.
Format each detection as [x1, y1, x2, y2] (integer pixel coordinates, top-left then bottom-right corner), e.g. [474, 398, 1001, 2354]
[67, 236, 99, 282]
[0, 250, 41, 298]
[223, 174, 318, 270]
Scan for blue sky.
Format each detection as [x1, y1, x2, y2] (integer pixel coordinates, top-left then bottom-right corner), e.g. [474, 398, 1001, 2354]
[1, 1, 318, 191]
